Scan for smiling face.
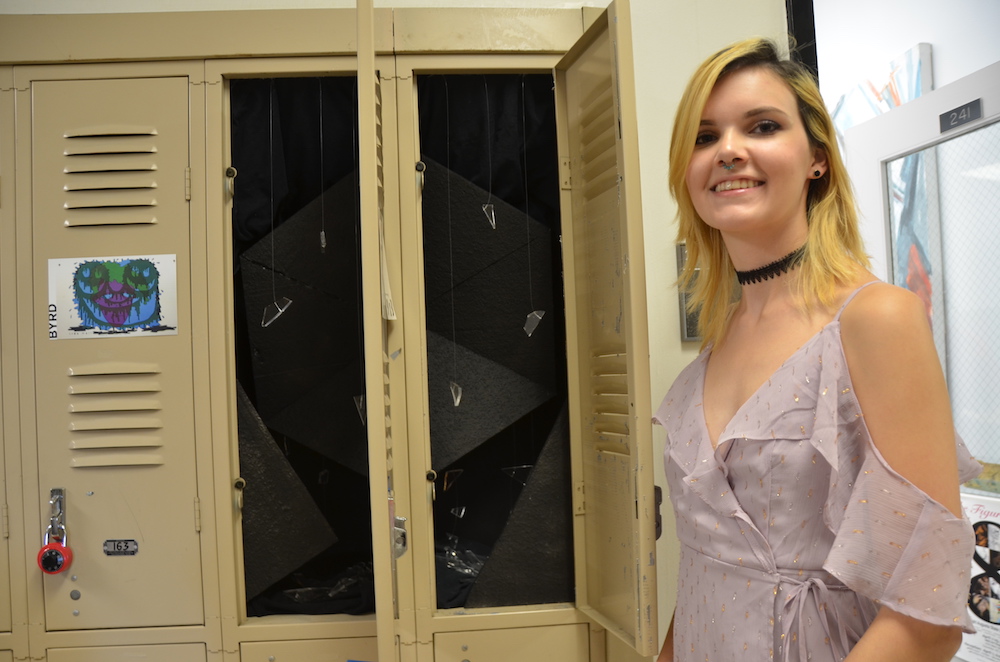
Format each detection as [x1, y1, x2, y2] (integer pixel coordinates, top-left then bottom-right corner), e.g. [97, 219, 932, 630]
[685, 66, 826, 248]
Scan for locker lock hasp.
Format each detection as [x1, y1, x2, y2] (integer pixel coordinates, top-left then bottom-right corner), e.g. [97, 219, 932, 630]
[38, 488, 74, 574]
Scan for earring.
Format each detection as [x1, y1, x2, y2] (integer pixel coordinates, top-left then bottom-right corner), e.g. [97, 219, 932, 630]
[814, 170, 822, 178]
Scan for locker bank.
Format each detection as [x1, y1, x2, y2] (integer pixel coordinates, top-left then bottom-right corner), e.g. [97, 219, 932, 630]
[0, 2, 790, 661]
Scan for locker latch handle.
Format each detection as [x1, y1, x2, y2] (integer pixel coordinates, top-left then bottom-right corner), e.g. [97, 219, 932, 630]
[654, 485, 663, 541]
[225, 166, 238, 199]
[393, 516, 408, 559]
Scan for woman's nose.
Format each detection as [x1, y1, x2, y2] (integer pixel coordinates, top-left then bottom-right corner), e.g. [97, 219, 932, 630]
[716, 129, 745, 164]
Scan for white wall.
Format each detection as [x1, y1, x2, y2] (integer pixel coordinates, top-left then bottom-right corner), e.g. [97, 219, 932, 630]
[815, 0, 1000, 106]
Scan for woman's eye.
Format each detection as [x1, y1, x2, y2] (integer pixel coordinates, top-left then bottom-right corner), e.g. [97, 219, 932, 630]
[694, 132, 716, 146]
[751, 120, 781, 135]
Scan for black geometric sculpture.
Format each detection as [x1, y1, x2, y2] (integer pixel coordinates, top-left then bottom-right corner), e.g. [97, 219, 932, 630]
[421, 156, 559, 394]
[464, 405, 574, 607]
[236, 381, 338, 600]
[239, 173, 369, 476]
[426, 330, 555, 472]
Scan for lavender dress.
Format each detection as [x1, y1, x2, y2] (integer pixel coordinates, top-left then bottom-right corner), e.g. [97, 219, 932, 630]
[654, 284, 981, 662]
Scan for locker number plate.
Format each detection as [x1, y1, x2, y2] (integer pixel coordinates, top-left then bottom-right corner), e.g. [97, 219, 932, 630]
[103, 539, 139, 556]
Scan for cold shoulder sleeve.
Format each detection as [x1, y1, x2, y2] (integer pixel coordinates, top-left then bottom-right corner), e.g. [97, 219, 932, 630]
[812, 327, 982, 632]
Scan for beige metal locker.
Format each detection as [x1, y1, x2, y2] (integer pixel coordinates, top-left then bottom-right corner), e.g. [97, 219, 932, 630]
[46, 643, 207, 662]
[25, 73, 204, 631]
[0, 64, 16, 654]
[394, 2, 656, 659]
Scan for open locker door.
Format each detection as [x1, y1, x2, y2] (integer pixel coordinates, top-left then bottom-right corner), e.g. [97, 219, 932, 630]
[358, 2, 402, 660]
[554, 1, 658, 656]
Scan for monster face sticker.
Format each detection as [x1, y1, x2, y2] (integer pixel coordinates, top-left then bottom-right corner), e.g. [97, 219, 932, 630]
[74, 259, 161, 329]
[48, 254, 178, 339]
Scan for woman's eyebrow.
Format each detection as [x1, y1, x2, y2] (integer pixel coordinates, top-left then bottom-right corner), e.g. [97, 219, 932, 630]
[699, 106, 791, 125]
[744, 106, 790, 118]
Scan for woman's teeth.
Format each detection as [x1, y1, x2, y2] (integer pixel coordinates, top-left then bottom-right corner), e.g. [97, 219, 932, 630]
[714, 179, 762, 192]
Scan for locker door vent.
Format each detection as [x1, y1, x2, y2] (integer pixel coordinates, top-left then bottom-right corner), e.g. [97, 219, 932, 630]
[592, 349, 629, 446]
[578, 82, 616, 200]
[61, 125, 160, 228]
[65, 361, 165, 467]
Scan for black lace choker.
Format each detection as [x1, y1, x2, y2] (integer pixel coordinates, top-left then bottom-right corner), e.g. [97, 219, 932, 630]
[735, 246, 805, 285]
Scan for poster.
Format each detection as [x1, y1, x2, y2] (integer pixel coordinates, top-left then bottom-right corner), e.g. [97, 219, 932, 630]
[47, 254, 178, 339]
[959, 492, 1000, 662]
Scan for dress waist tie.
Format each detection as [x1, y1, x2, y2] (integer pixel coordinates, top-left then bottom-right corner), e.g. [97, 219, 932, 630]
[780, 577, 852, 662]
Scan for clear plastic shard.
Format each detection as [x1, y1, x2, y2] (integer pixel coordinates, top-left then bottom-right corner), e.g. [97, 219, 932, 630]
[354, 395, 366, 425]
[261, 297, 293, 327]
[450, 381, 463, 407]
[450, 505, 467, 519]
[390, 348, 402, 361]
[523, 309, 545, 337]
[443, 469, 464, 492]
[501, 464, 533, 485]
[481, 203, 496, 229]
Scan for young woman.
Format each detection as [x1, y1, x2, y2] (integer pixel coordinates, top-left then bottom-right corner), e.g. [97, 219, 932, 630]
[654, 38, 981, 661]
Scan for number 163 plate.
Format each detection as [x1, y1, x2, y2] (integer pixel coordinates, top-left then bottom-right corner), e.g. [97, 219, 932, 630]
[103, 539, 139, 556]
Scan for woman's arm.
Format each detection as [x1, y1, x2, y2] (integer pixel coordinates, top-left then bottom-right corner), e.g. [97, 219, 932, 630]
[845, 609, 962, 661]
[840, 282, 963, 515]
[840, 283, 966, 661]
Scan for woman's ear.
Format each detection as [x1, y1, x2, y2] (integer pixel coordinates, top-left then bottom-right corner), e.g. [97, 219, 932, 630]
[811, 148, 828, 179]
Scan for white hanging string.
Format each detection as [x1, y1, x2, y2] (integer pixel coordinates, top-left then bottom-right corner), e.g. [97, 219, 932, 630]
[262, 79, 293, 327]
[319, 78, 328, 252]
[522, 75, 544, 337]
[445, 78, 461, 407]
[481, 75, 496, 229]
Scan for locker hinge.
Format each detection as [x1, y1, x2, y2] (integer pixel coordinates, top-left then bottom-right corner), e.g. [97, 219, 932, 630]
[184, 167, 192, 201]
[1, 504, 8, 539]
[193, 497, 202, 533]
[573, 481, 585, 515]
[560, 158, 572, 190]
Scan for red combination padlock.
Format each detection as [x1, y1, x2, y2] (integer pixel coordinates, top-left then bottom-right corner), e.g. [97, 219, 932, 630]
[39, 488, 73, 575]
[38, 529, 73, 574]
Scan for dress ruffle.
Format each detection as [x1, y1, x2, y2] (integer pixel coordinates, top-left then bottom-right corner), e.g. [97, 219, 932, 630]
[812, 327, 981, 632]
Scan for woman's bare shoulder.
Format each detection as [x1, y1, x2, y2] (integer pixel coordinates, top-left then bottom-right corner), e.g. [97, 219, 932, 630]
[838, 279, 931, 346]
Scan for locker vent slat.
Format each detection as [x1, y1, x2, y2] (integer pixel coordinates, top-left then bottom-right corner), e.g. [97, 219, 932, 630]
[67, 362, 166, 467]
[592, 349, 629, 446]
[578, 81, 617, 200]
[61, 126, 161, 227]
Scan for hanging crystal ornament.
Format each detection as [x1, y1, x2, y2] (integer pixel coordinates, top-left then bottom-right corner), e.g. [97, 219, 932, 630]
[353, 394, 366, 425]
[261, 297, 293, 328]
[523, 310, 545, 337]
[449, 381, 463, 407]
[501, 464, 533, 486]
[481, 202, 496, 229]
[443, 469, 464, 492]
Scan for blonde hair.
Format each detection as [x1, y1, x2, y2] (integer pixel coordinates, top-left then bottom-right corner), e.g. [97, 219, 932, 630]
[670, 38, 869, 348]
